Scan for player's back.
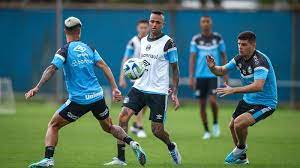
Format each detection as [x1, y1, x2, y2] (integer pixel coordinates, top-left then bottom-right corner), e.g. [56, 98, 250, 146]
[58, 41, 103, 104]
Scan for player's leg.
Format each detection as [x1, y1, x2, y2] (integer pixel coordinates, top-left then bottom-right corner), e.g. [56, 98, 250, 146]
[228, 118, 238, 146]
[208, 78, 220, 137]
[147, 93, 181, 165]
[197, 78, 210, 139]
[130, 107, 147, 138]
[105, 88, 147, 166]
[29, 100, 87, 168]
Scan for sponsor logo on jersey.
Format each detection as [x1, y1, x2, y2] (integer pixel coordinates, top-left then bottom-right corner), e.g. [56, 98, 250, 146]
[85, 92, 102, 100]
[141, 54, 159, 59]
[73, 45, 87, 53]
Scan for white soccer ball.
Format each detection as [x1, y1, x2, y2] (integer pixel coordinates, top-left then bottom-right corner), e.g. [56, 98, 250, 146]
[123, 58, 145, 80]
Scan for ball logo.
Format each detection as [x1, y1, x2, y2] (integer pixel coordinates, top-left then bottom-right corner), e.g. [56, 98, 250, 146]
[146, 44, 151, 51]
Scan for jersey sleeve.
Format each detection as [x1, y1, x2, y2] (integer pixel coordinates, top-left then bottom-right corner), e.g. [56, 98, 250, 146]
[124, 40, 134, 58]
[224, 58, 236, 72]
[51, 47, 67, 69]
[190, 37, 197, 54]
[254, 57, 269, 80]
[164, 39, 178, 63]
[218, 37, 226, 53]
[94, 49, 103, 62]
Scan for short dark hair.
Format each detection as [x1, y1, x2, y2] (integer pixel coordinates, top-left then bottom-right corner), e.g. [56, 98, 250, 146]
[238, 31, 256, 43]
[137, 19, 149, 25]
[151, 10, 164, 16]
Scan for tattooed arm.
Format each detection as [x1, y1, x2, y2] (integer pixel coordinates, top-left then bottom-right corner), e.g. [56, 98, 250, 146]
[25, 64, 57, 99]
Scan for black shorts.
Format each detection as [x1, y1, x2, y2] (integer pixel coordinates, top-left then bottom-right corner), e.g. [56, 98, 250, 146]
[233, 100, 275, 125]
[195, 78, 217, 99]
[123, 87, 167, 123]
[56, 98, 109, 122]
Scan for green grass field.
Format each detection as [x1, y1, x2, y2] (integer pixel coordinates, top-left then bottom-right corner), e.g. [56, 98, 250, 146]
[0, 100, 299, 168]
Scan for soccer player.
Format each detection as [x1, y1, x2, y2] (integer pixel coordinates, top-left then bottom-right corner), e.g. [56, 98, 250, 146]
[119, 19, 149, 138]
[206, 31, 277, 164]
[25, 16, 146, 168]
[105, 10, 181, 166]
[189, 15, 228, 140]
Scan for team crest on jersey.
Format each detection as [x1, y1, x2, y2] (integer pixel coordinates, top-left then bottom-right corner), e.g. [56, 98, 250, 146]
[73, 45, 87, 53]
[247, 66, 252, 74]
[200, 41, 204, 45]
[146, 44, 151, 51]
[253, 55, 259, 65]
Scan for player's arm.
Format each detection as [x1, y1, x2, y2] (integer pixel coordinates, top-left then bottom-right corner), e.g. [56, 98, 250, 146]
[96, 60, 122, 101]
[216, 79, 265, 97]
[189, 38, 197, 89]
[189, 52, 196, 89]
[119, 41, 134, 88]
[119, 56, 128, 88]
[25, 48, 66, 99]
[25, 65, 57, 99]
[217, 62, 269, 97]
[220, 52, 229, 82]
[206, 55, 228, 76]
[165, 38, 180, 110]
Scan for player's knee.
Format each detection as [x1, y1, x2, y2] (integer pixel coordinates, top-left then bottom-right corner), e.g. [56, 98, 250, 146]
[151, 125, 162, 137]
[48, 120, 61, 130]
[234, 119, 245, 130]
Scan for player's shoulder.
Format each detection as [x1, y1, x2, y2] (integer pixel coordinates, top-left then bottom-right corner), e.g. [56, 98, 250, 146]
[212, 32, 223, 41]
[191, 33, 202, 41]
[233, 54, 243, 63]
[56, 43, 70, 57]
[163, 35, 176, 52]
[253, 50, 270, 69]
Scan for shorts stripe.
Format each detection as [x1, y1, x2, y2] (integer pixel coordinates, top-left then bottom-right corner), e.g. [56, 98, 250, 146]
[56, 99, 71, 113]
[163, 95, 168, 124]
[252, 107, 272, 119]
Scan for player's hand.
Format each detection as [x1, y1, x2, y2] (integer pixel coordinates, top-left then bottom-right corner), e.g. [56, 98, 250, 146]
[216, 82, 235, 97]
[206, 55, 216, 68]
[25, 87, 39, 99]
[189, 77, 195, 90]
[171, 93, 180, 111]
[112, 88, 122, 102]
[119, 77, 127, 89]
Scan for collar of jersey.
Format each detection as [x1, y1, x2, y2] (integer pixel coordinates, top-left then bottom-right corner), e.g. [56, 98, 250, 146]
[147, 33, 165, 42]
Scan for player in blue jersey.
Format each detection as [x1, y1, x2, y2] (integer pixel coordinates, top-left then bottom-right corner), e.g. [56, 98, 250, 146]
[189, 16, 228, 139]
[119, 19, 149, 138]
[206, 31, 277, 164]
[25, 16, 146, 168]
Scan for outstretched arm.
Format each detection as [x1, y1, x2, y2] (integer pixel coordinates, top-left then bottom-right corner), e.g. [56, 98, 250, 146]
[96, 60, 122, 101]
[206, 55, 228, 76]
[216, 80, 265, 97]
[25, 64, 57, 99]
[119, 56, 128, 89]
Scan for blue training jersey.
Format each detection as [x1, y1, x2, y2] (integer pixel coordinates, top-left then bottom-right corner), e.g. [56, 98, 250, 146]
[225, 50, 278, 108]
[51, 41, 103, 104]
[190, 32, 226, 78]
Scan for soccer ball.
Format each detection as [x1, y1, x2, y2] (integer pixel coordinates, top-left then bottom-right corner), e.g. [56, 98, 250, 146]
[123, 58, 145, 80]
